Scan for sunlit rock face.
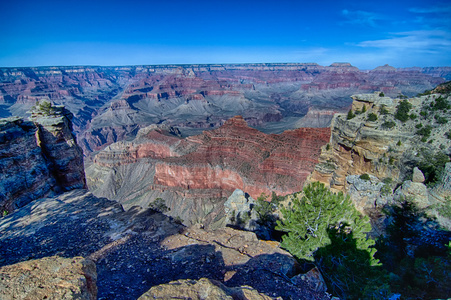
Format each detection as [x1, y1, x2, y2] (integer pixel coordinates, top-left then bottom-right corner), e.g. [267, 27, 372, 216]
[308, 91, 451, 220]
[87, 116, 330, 226]
[1, 64, 447, 157]
[0, 104, 85, 213]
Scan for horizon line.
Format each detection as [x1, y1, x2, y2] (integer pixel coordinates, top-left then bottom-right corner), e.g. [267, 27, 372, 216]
[1, 62, 450, 70]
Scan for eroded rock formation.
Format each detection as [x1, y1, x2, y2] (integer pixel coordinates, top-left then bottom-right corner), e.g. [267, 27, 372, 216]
[87, 116, 330, 226]
[0, 102, 85, 213]
[1, 64, 448, 156]
[308, 91, 451, 216]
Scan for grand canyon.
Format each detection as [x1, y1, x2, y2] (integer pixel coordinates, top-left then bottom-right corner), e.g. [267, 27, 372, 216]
[1, 63, 449, 157]
[1, 63, 451, 299]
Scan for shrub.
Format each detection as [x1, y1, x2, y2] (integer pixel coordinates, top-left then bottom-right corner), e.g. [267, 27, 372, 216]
[326, 143, 330, 151]
[382, 177, 393, 185]
[367, 113, 378, 121]
[35, 100, 55, 115]
[255, 193, 277, 227]
[381, 121, 396, 129]
[434, 95, 450, 110]
[380, 184, 392, 196]
[173, 216, 184, 224]
[435, 114, 448, 124]
[379, 105, 389, 115]
[415, 123, 423, 129]
[395, 99, 413, 122]
[149, 198, 170, 213]
[360, 173, 371, 181]
[362, 105, 367, 113]
[379, 92, 385, 97]
[418, 151, 450, 185]
[416, 125, 432, 138]
[397, 140, 402, 146]
[347, 109, 355, 120]
[447, 130, 451, 139]
[409, 113, 417, 120]
[389, 157, 395, 165]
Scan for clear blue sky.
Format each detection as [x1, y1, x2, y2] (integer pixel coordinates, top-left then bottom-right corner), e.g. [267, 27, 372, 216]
[1, 0, 450, 69]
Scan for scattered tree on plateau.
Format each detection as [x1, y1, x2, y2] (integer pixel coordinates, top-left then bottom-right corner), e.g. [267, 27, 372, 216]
[276, 181, 377, 262]
[276, 182, 386, 299]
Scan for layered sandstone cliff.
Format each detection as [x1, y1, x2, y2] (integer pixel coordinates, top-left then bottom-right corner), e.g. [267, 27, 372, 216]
[87, 116, 330, 226]
[1, 64, 448, 156]
[309, 91, 451, 215]
[0, 101, 85, 213]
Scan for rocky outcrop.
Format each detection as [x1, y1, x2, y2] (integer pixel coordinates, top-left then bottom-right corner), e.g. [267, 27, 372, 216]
[309, 92, 451, 216]
[0, 189, 329, 300]
[138, 278, 274, 300]
[294, 109, 337, 128]
[29, 100, 86, 191]
[0, 256, 97, 300]
[87, 116, 330, 226]
[0, 102, 85, 213]
[1, 64, 448, 156]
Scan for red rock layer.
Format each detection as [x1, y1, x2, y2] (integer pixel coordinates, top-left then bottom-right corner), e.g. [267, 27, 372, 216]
[92, 116, 330, 200]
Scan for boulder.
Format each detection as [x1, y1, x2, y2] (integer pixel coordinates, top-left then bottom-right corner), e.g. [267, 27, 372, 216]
[291, 267, 327, 293]
[0, 256, 97, 300]
[412, 167, 425, 183]
[346, 175, 392, 212]
[138, 278, 275, 300]
[394, 180, 429, 209]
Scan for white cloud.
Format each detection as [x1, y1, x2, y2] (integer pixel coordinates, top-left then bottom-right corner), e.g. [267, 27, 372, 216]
[357, 30, 451, 52]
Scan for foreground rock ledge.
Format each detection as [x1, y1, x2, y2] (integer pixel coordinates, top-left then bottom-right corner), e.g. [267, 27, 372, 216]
[139, 278, 276, 300]
[0, 256, 97, 300]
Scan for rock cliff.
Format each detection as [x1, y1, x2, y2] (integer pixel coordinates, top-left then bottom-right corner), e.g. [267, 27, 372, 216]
[0, 101, 85, 213]
[1, 64, 448, 156]
[87, 116, 330, 226]
[309, 91, 451, 217]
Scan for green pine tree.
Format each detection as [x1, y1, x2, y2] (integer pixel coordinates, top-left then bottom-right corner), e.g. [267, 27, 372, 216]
[276, 182, 387, 299]
[276, 182, 376, 261]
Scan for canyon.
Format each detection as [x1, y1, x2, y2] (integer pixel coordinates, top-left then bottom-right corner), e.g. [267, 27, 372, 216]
[1, 63, 449, 157]
[0, 111, 328, 299]
[1, 63, 451, 299]
[87, 116, 330, 226]
[1, 80, 450, 299]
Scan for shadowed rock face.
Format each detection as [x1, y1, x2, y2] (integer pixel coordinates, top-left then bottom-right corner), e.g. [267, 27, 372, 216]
[0, 104, 85, 213]
[87, 116, 330, 226]
[0, 189, 329, 300]
[1, 64, 447, 156]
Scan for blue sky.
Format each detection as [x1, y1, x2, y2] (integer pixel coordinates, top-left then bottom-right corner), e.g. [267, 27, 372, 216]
[0, 0, 450, 69]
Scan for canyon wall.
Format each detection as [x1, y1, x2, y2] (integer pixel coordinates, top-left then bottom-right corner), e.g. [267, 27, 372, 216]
[0, 102, 85, 212]
[87, 116, 330, 226]
[308, 91, 451, 215]
[1, 64, 448, 156]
